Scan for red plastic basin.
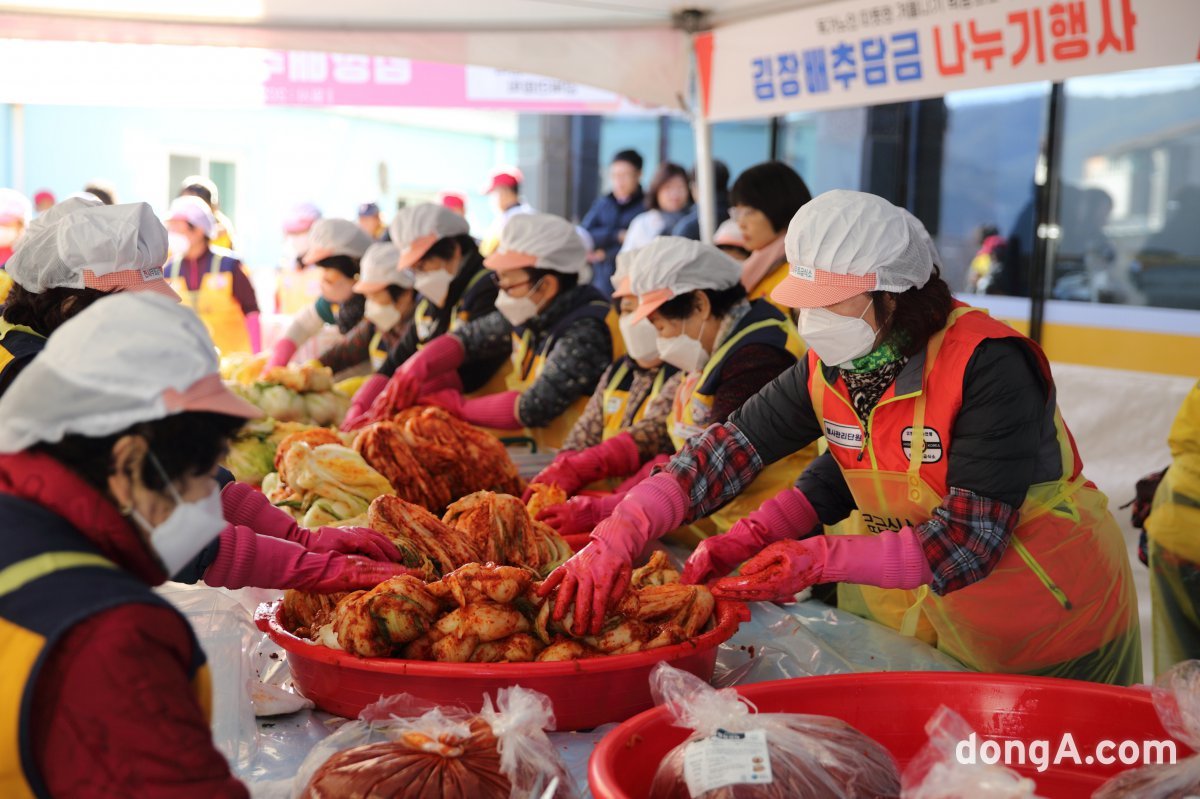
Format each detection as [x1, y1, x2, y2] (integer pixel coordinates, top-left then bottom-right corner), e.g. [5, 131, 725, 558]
[254, 598, 747, 731]
[589, 672, 1192, 798]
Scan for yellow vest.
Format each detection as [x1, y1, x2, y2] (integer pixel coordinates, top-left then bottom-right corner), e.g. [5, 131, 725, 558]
[0, 319, 45, 396]
[0, 496, 211, 797]
[1148, 381, 1200, 563]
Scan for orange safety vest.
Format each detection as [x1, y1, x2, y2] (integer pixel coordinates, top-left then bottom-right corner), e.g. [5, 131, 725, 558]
[808, 303, 1140, 683]
[0, 496, 211, 798]
[168, 250, 251, 356]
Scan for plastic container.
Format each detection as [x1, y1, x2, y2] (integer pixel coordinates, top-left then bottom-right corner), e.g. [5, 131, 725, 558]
[254, 598, 747, 731]
[588, 672, 1194, 799]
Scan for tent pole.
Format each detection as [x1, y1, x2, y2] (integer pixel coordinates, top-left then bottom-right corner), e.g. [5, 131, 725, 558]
[690, 34, 715, 244]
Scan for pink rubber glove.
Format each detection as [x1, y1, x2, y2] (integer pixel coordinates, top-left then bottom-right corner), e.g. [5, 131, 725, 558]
[536, 493, 624, 535]
[342, 373, 389, 431]
[376, 334, 465, 414]
[220, 482, 404, 563]
[265, 336, 298, 369]
[203, 525, 416, 591]
[422, 389, 523, 430]
[682, 487, 820, 585]
[538, 472, 690, 635]
[711, 528, 933, 602]
[245, 311, 263, 354]
[527, 433, 641, 498]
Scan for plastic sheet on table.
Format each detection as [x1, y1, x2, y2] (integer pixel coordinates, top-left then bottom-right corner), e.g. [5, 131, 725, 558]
[713, 599, 966, 687]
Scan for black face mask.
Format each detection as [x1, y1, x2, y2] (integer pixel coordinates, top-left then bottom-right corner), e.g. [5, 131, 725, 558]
[336, 293, 366, 333]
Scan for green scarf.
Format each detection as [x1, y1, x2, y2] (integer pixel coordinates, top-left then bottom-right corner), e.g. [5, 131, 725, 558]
[843, 335, 907, 373]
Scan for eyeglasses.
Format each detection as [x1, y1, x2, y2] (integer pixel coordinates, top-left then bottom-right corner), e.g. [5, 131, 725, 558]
[491, 273, 533, 293]
[729, 206, 761, 223]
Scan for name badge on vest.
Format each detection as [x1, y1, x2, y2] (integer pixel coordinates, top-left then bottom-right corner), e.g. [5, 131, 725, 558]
[605, 395, 624, 415]
[901, 427, 944, 463]
[416, 317, 437, 341]
[689, 397, 712, 427]
[824, 420, 864, 451]
[208, 274, 229, 290]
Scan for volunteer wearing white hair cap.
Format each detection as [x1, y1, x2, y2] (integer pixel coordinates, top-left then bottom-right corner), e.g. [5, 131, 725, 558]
[555, 190, 1141, 685]
[341, 203, 499, 429]
[538, 236, 814, 604]
[0, 197, 181, 395]
[165, 194, 261, 356]
[312, 241, 416, 377]
[0, 188, 32, 287]
[0, 292, 411, 797]
[265, 217, 373, 371]
[355, 213, 621, 449]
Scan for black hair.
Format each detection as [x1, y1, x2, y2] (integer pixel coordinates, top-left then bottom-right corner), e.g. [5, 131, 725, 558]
[2, 283, 114, 337]
[384, 284, 410, 302]
[180, 184, 214, 208]
[424, 234, 478, 264]
[527, 267, 578, 293]
[612, 149, 644, 172]
[316, 255, 360, 281]
[336, 293, 366, 334]
[34, 411, 246, 495]
[690, 160, 731, 192]
[871, 266, 954, 358]
[655, 284, 747, 321]
[646, 162, 692, 211]
[729, 161, 813, 233]
[84, 185, 115, 205]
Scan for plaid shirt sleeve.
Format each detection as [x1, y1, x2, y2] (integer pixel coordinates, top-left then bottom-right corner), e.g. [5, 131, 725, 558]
[658, 422, 765, 524]
[915, 486, 1019, 595]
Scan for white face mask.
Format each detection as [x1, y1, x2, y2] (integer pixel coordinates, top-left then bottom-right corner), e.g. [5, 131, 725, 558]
[495, 279, 543, 327]
[414, 268, 454, 308]
[798, 299, 878, 368]
[0, 225, 20, 248]
[656, 315, 711, 373]
[619, 314, 659, 366]
[130, 454, 226, 578]
[364, 297, 403, 332]
[167, 232, 190, 256]
[285, 232, 309, 258]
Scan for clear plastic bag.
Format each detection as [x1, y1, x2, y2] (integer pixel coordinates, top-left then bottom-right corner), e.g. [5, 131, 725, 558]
[1092, 660, 1200, 798]
[648, 662, 900, 799]
[292, 688, 577, 799]
[901, 706, 1045, 799]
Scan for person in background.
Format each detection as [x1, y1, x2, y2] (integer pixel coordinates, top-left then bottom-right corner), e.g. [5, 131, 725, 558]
[342, 203, 505, 428]
[532, 236, 814, 542]
[367, 213, 619, 451]
[1, 197, 182, 395]
[82, 179, 117, 205]
[713, 218, 751, 262]
[357, 202, 386, 240]
[968, 225, 1005, 293]
[619, 162, 693, 255]
[277, 201, 323, 315]
[438, 191, 468, 217]
[581, 149, 645, 298]
[32, 190, 55, 215]
[730, 160, 814, 306]
[165, 195, 261, 356]
[480, 166, 534, 256]
[672, 160, 731, 242]
[180, 175, 237, 251]
[315, 242, 416, 376]
[0, 189, 31, 305]
[543, 191, 1140, 688]
[265, 218, 373, 371]
[1146, 381, 1200, 677]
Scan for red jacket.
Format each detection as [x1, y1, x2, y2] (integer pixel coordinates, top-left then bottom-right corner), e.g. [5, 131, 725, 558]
[0, 452, 248, 798]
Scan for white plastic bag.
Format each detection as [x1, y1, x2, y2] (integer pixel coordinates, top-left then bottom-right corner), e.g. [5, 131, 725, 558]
[901, 706, 1045, 799]
[292, 688, 577, 799]
[648, 662, 900, 798]
[1092, 660, 1200, 798]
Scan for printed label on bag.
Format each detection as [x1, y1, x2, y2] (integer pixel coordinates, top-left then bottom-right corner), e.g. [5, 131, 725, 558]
[683, 728, 773, 795]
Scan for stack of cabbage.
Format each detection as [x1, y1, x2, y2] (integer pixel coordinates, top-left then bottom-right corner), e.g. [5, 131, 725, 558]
[221, 355, 350, 427]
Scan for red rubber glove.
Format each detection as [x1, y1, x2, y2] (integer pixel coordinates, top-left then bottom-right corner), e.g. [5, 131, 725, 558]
[342, 373, 388, 431]
[421, 389, 523, 430]
[245, 311, 263, 354]
[711, 529, 933, 602]
[527, 433, 641, 498]
[221, 482, 403, 563]
[265, 336, 298, 369]
[538, 472, 689, 635]
[681, 487, 820, 585]
[374, 334, 465, 417]
[536, 493, 623, 535]
[203, 525, 416, 591]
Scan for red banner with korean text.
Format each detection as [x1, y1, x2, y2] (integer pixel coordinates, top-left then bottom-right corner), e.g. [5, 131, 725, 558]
[702, 0, 1198, 120]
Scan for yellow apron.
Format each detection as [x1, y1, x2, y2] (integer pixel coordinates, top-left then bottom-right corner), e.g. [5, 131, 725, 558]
[811, 306, 1141, 683]
[168, 253, 251, 356]
[666, 310, 818, 546]
[600, 360, 673, 442]
[0, 319, 45, 391]
[278, 265, 322, 316]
